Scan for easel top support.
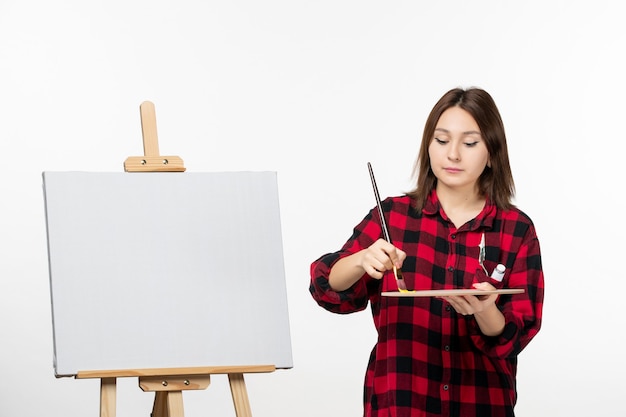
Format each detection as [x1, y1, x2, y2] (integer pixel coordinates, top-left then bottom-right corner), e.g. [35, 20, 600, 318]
[124, 101, 186, 172]
[75, 365, 276, 379]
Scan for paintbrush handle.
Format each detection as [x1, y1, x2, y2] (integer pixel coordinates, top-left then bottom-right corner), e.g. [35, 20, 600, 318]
[367, 162, 392, 243]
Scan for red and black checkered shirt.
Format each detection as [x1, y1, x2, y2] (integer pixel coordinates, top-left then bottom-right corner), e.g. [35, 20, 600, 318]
[310, 191, 544, 417]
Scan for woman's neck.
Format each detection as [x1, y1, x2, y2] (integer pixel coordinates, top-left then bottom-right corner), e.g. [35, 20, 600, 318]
[436, 185, 485, 228]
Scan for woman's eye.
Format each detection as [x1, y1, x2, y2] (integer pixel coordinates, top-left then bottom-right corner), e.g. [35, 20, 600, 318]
[434, 137, 447, 144]
[464, 141, 479, 147]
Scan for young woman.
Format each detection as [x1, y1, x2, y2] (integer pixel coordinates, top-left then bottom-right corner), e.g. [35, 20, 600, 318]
[309, 87, 544, 417]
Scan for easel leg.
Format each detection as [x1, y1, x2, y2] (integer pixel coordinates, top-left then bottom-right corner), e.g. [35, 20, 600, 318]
[228, 373, 252, 417]
[100, 377, 116, 417]
[151, 391, 184, 417]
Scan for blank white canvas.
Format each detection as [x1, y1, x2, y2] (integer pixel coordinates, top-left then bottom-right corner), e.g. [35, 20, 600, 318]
[42, 171, 293, 376]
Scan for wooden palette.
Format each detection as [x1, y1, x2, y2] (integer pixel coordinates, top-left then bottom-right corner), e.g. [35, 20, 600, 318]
[382, 288, 525, 297]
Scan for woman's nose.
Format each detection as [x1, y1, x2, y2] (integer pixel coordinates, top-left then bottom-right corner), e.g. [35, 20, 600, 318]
[447, 144, 461, 161]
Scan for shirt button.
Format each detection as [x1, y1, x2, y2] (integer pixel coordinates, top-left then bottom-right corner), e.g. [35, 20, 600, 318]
[451, 234, 456, 239]
[444, 345, 450, 351]
[446, 305, 452, 312]
[448, 266, 454, 272]
[443, 385, 449, 391]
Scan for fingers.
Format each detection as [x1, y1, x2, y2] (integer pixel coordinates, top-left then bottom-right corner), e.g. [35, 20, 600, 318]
[472, 282, 495, 291]
[442, 296, 473, 316]
[362, 256, 389, 279]
[361, 239, 406, 280]
[387, 244, 407, 268]
[373, 239, 406, 268]
[443, 290, 496, 315]
[362, 251, 392, 279]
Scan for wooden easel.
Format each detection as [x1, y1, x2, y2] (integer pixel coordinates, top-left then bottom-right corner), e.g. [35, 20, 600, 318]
[77, 365, 275, 417]
[74, 101, 276, 417]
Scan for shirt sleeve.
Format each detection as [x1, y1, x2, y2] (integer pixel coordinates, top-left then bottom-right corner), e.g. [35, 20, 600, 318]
[309, 208, 382, 314]
[468, 223, 545, 358]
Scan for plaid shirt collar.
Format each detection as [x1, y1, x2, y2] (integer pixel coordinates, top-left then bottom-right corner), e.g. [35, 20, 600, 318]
[422, 189, 497, 231]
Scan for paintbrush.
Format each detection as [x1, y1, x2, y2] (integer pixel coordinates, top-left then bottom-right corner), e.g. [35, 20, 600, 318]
[367, 162, 409, 292]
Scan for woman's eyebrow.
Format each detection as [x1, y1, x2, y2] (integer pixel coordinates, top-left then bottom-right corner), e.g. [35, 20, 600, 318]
[434, 127, 481, 136]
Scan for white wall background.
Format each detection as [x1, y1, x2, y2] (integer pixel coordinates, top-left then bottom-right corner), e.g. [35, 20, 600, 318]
[0, 1, 623, 416]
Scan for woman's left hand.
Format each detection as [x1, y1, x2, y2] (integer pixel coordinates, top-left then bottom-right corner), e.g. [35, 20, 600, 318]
[442, 282, 498, 316]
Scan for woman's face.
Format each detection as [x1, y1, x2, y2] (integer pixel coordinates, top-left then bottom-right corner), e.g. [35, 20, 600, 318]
[428, 106, 490, 194]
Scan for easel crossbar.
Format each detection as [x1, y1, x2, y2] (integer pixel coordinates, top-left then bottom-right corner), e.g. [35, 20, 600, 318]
[84, 366, 275, 417]
[76, 365, 275, 379]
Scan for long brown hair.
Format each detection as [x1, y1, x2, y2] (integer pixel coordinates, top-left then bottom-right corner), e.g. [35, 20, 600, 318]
[407, 87, 515, 210]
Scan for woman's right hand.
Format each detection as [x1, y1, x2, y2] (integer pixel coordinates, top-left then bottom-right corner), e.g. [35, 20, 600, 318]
[359, 239, 406, 280]
[329, 239, 406, 291]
